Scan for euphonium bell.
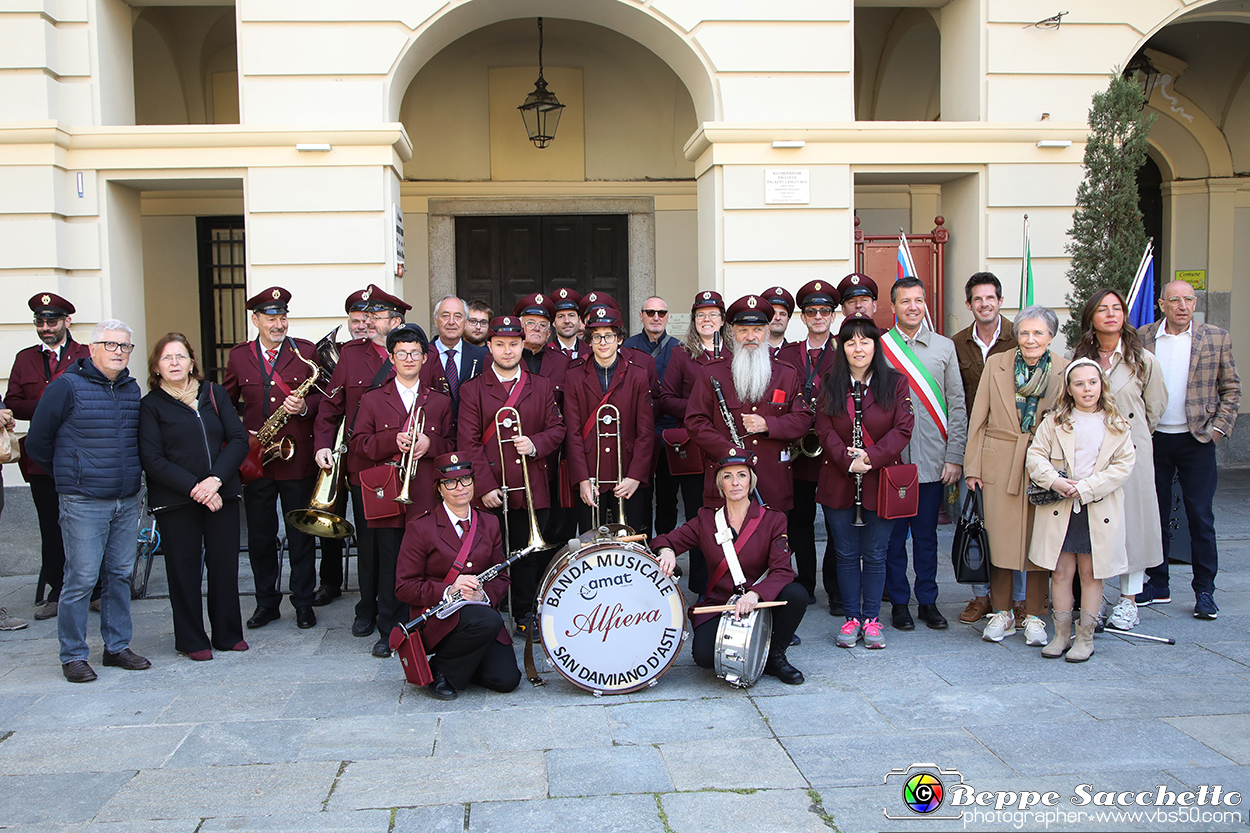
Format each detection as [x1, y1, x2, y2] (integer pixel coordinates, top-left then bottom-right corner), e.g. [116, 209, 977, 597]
[285, 418, 354, 539]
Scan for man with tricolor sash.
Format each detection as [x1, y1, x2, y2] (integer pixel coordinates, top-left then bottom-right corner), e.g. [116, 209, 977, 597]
[880, 277, 966, 631]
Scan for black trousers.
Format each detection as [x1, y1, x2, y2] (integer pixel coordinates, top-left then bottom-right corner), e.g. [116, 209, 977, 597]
[157, 501, 244, 654]
[787, 478, 833, 599]
[575, 490, 651, 537]
[652, 451, 680, 536]
[319, 536, 344, 590]
[677, 473, 708, 595]
[243, 476, 316, 609]
[691, 581, 808, 668]
[428, 605, 521, 692]
[348, 483, 380, 624]
[499, 506, 551, 621]
[31, 473, 66, 603]
[1152, 431, 1220, 595]
[370, 526, 404, 637]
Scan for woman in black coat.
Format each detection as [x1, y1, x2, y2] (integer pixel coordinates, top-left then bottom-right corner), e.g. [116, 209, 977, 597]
[138, 333, 250, 659]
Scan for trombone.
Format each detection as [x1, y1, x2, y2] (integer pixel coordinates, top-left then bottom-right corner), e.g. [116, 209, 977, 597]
[394, 401, 426, 505]
[494, 406, 552, 555]
[591, 403, 626, 530]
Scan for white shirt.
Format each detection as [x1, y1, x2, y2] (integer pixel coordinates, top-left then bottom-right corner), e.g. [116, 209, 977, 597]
[434, 338, 462, 373]
[557, 336, 580, 358]
[492, 365, 521, 385]
[971, 318, 1002, 363]
[443, 503, 471, 537]
[394, 379, 420, 413]
[1154, 321, 1193, 432]
[38, 340, 67, 359]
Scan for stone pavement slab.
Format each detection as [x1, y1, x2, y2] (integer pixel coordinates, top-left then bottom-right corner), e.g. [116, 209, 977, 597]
[155, 683, 295, 724]
[751, 690, 893, 737]
[281, 680, 405, 719]
[659, 736, 808, 791]
[7, 687, 179, 731]
[466, 795, 665, 833]
[661, 789, 831, 833]
[163, 718, 314, 768]
[327, 752, 547, 810]
[0, 724, 191, 774]
[433, 702, 612, 755]
[781, 728, 1017, 788]
[0, 771, 134, 825]
[866, 681, 1094, 730]
[605, 696, 768, 745]
[199, 810, 395, 832]
[545, 744, 673, 796]
[392, 804, 466, 833]
[1044, 674, 1250, 719]
[1165, 715, 1250, 765]
[297, 714, 439, 761]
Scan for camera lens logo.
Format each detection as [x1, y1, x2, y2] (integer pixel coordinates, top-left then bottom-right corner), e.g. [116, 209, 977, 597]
[902, 771, 944, 814]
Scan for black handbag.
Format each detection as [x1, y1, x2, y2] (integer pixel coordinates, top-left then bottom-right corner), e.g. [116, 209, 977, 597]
[1026, 469, 1068, 506]
[950, 487, 991, 584]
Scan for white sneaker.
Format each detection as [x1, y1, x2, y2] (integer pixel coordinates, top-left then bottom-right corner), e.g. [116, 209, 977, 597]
[1107, 597, 1139, 630]
[982, 609, 1016, 642]
[1023, 615, 1048, 646]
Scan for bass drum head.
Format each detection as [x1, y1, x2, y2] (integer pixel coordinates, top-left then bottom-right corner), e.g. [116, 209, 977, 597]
[713, 607, 773, 688]
[537, 541, 687, 695]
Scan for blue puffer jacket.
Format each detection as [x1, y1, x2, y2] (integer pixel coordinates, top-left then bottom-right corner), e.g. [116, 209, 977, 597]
[25, 358, 142, 499]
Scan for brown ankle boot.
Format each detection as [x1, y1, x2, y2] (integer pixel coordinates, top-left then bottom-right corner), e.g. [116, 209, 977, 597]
[1041, 610, 1072, 658]
[1065, 610, 1097, 663]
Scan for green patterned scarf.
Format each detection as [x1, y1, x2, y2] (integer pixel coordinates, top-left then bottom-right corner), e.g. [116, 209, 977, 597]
[1013, 349, 1052, 432]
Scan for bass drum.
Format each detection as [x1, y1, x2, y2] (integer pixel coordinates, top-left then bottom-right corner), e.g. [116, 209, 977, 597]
[537, 533, 687, 695]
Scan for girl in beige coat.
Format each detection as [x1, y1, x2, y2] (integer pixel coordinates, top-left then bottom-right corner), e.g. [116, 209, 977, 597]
[1026, 359, 1135, 662]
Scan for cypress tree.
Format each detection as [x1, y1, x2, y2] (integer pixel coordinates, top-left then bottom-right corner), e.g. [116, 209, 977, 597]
[1061, 74, 1156, 344]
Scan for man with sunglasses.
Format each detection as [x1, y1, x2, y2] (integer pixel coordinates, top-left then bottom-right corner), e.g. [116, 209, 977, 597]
[6, 293, 93, 620]
[624, 296, 680, 535]
[27, 319, 150, 682]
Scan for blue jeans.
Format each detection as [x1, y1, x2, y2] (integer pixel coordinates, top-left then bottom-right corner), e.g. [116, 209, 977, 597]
[885, 481, 943, 605]
[824, 505, 892, 621]
[58, 493, 140, 664]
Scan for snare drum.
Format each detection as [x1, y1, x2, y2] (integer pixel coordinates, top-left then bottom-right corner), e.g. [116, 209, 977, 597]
[713, 604, 772, 688]
[537, 535, 687, 695]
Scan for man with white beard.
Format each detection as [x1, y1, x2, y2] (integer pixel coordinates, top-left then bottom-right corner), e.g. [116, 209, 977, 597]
[686, 294, 813, 513]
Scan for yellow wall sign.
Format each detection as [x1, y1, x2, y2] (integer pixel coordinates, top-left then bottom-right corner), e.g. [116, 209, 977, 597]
[1176, 270, 1206, 289]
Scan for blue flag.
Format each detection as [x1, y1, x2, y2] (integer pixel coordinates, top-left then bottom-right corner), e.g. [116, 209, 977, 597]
[1127, 244, 1155, 329]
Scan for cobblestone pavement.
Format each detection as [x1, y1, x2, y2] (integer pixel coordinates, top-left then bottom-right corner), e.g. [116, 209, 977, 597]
[1, 475, 1249, 832]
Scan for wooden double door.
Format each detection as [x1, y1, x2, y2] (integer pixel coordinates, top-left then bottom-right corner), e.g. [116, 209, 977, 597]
[455, 214, 629, 323]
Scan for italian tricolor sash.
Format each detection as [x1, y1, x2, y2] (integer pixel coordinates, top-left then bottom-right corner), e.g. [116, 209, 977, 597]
[881, 328, 948, 440]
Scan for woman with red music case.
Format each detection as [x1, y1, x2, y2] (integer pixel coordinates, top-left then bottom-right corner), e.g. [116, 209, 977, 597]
[394, 453, 519, 700]
[564, 305, 656, 534]
[651, 450, 807, 685]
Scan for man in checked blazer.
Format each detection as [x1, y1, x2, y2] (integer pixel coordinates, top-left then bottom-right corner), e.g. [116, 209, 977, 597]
[1137, 280, 1241, 620]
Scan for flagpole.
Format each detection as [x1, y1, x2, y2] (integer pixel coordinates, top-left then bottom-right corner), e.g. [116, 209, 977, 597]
[897, 228, 934, 332]
[1020, 214, 1031, 308]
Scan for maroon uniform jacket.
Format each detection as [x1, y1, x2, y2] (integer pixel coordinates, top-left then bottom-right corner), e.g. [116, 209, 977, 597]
[456, 369, 566, 511]
[814, 374, 914, 511]
[349, 383, 455, 527]
[394, 506, 511, 648]
[563, 353, 656, 492]
[314, 338, 394, 485]
[5, 337, 91, 480]
[769, 340, 787, 362]
[658, 345, 727, 421]
[223, 337, 322, 481]
[776, 338, 835, 482]
[547, 338, 590, 363]
[650, 503, 795, 628]
[685, 359, 811, 511]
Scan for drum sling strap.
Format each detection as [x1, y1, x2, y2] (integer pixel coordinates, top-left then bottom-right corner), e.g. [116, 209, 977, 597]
[697, 508, 764, 618]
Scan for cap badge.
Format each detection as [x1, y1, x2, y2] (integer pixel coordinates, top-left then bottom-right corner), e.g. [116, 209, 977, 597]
[535, 294, 543, 304]
[41, 294, 50, 305]
[362, 287, 372, 301]
[702, 292, 711, 300]
[559, 289, 568, 298]
[503, 317, 511, 325]
[814, 283, 822, 291]
[450, 454, 458, 464]
[774, 287, 782, 294]
[851, 275, 860, 285]
[271, 289, 281, 299]
[747, 297, 757, 309]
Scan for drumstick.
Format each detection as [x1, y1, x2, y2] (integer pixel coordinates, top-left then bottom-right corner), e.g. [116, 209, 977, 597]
[690, 600, 788, 615]
[617, 533, 647, 542]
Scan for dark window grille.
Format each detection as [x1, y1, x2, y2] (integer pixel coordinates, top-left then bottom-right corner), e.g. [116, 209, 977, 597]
[196, 217, 247, 383]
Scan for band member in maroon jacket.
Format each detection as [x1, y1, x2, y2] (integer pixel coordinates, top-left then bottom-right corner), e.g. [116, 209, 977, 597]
[457, 316, 566, 634]
[652, 449, 806, 684]
[350, 324, 454, 658]
[777, 280, 841, 607]
[223, 286, 323, 630]
[764, 285, 795, 359]
[5, 293, 92, 618]
[686, 294, 812, 513]
[395, 453, 520, 700]
[548, 287, 589, 360]
[314, 283, 409, 638]
[815, 314, 914, 649]
[564, 305, 656, 534]
[657, 290, 730, 595]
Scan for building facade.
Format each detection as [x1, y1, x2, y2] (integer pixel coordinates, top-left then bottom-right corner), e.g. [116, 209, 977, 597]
[2, 0, 1248, 461]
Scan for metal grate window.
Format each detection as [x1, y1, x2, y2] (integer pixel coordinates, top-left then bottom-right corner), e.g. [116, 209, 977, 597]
[197, 217, 247, 383]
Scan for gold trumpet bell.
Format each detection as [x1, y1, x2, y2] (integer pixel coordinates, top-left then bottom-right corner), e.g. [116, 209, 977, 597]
[285, 508, 354, 539]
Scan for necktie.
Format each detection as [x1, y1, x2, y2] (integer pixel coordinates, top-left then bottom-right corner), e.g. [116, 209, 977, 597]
[445, 348, 460, 399]
[265, 348, 278, 369]
[457, 518, 468, 538]
[45, 349, 56, 367]
[809, 348, 821, 367]
[505, 377, 517, 395]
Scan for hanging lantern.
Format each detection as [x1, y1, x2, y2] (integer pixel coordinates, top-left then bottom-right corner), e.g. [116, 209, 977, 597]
[518, 18, 565, 149]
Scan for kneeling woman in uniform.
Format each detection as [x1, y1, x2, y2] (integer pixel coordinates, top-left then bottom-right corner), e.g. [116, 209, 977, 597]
[651, 449, 807, 684]
[394, 453, 521, 700]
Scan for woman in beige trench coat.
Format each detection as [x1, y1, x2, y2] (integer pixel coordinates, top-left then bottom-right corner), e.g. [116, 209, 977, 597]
[965, 306, 1069, 646]
[1070, 288, 1167, 630]
[1025, 359, 1135, 662]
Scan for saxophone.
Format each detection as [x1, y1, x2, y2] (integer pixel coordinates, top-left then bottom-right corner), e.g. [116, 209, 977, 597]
[255, 344, 320, 465]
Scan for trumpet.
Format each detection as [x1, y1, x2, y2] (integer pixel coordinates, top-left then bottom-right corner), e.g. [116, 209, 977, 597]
[591, 403, 626, 530]
[494, 406, 552, 555]
[254, 345, 320, 465]
[394, 403, 426, 505]
[285, 416, 354, 539]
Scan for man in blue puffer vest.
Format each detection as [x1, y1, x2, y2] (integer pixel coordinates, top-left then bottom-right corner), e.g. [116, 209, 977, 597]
[26, 319, 151, 683]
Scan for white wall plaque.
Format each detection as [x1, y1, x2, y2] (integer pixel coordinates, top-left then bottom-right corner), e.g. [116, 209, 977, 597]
[764, 169, 810, 205]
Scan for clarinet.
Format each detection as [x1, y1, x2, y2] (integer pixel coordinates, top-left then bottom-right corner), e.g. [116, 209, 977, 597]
[710, 377, 765, 505]
[394, 547, 533, 637]
[851, 380, 866, 527]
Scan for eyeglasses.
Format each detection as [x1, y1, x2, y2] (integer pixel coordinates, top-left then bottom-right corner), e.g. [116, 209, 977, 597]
[642, 309, 668, 317]
[34, 318, 65, 326]
[589, 333, 618, 344]
[392, 349, 424, 360]
[158, 354, 190, 364]
[93, 341, 135, 354]
[694, 311, 722, 322]
[1162, 296, 1197, 306]
[467, 318, 490, 327]
[439, 475, 474, 489]
[368, 312, 399, 322]
[522, 321, 550, 331]
[804, 307, 834, 318]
